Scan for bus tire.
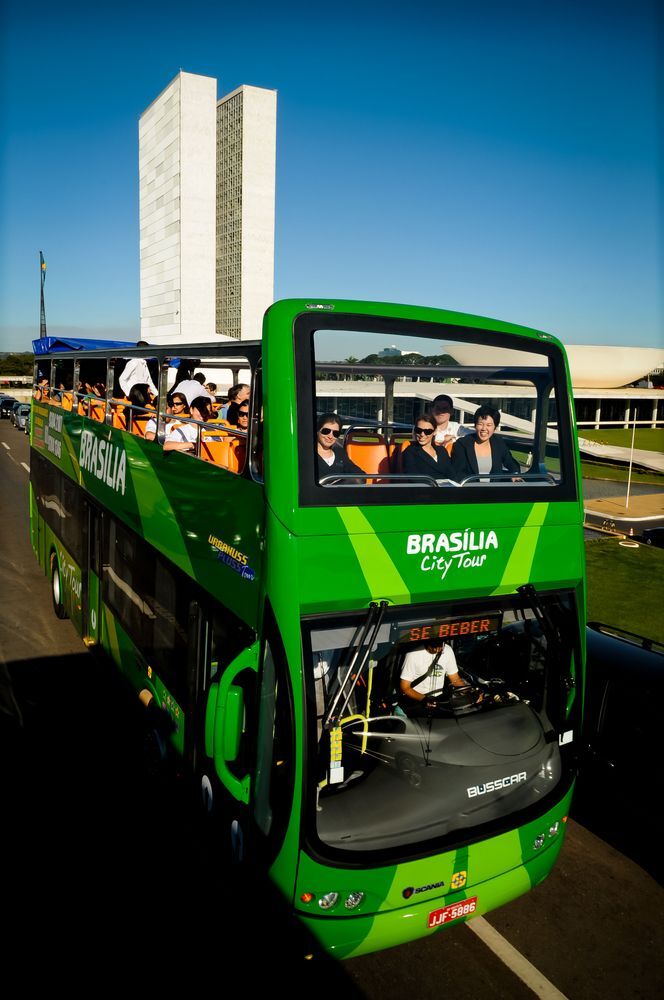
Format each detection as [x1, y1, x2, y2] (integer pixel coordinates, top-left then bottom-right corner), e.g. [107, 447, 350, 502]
[142, 725, 167, 781]
[50, 553, 68, 619]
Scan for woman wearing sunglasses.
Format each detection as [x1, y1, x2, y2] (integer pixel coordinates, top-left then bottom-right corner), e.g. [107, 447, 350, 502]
[403, 412, 454, 480]
[316, 412, 363, 481]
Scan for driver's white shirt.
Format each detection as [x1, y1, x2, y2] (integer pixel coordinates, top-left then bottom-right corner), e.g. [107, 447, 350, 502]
[400, 645, 458, 695]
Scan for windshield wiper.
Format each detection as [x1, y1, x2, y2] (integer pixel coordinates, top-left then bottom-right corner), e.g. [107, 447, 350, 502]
[323, 600, 388, 730]
[517, 584, 575, 717]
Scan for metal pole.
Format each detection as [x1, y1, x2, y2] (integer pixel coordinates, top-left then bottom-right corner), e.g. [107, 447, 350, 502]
[39, 251, 47, 338]
[625, 408, 637, 511]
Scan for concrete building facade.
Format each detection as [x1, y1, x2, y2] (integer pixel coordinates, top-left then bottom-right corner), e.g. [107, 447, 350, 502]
[217, 86, 277, 341]
[139, 72, 276, 344]
[139, 72, 217, 345]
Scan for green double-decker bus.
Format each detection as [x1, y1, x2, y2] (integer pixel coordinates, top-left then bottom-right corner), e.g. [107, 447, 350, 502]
[29, 299, 584, 958]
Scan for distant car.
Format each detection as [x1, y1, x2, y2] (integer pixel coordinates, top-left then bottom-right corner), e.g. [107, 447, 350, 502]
[15, 404, 31, 431]
[9, 401, 23, 425]
[638, 527, 664, 549]
[0, 396, 18, 418]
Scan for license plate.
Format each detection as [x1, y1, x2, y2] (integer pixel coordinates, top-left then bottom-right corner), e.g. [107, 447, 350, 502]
[428, 896, 478, 928]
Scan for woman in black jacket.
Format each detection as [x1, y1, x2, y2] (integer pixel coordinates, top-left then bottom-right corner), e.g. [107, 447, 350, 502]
[452, 406, 521, 483]
[316, 412, 364, 482]
[403, 412, 454, 481]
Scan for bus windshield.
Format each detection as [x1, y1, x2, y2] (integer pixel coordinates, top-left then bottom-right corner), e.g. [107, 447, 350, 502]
[295, 314, 577, 506]
[304, 593, 576, 858]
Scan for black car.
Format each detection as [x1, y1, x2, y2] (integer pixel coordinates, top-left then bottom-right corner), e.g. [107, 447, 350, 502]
[0, 396, 18, 418]
[638, 527, 664, 548]
[574, 621, 664, 883]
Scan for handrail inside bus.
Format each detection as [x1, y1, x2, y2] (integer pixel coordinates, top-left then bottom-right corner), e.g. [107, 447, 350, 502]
[323, 601, 388, 730]
[319, 473, 459, 487]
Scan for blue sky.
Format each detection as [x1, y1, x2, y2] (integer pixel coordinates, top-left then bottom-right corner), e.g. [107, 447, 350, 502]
[0, 0, 661, 352]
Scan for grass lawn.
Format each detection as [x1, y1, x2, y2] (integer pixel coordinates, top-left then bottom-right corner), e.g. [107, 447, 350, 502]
[579, 461, 663, 486]
[585, 538, 664, 644]
[580, 428, 664, 451]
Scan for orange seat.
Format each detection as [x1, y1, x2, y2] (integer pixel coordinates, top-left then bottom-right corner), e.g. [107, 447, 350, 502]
[201, 435, 246, 472]
[111, 398, 129, 431]
[131, 404, 155, 438]
[90, 399, 106, 422]
[345, 430, 389, 476]
[389, 436, 412, 473]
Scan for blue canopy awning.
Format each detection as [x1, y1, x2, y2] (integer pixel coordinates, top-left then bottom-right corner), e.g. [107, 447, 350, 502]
[32, 336, 135, 355]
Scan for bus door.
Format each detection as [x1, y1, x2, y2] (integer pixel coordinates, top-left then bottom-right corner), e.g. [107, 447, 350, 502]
[189, 602, 259, 856]
[252, 615, 296, 872]
[81, 500, 102, 647]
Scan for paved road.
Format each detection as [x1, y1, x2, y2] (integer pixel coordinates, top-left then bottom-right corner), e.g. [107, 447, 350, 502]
[2, 421, 663, 997]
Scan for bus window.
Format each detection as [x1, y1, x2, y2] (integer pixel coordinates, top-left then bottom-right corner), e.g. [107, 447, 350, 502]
[162, 355, 252, 473]
[296, 315, 576, 505]
[77, 359, 108, 420]
[51, 359, 74, 408]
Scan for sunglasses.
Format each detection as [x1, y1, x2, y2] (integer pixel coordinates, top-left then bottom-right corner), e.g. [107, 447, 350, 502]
[238, 410, 249, 416]
[319, 427, 341, 437]
[414, 427, 434, 435]
[172, 401, 186, 408]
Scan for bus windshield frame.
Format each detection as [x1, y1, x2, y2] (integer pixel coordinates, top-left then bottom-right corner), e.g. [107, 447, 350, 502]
[301, 589, 580, 867]
[294, 311, 578, 507]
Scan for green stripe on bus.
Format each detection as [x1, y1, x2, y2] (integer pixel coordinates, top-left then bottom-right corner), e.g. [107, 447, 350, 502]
[337, 507, 411, 604]
[62, 425, 80, 479]
[491, 503, 549, 595]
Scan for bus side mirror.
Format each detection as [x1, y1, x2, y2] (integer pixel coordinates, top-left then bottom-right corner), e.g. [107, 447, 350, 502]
[203, 641, 259, 805]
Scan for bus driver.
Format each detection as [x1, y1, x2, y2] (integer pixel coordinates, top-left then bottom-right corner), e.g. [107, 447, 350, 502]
[400, 640, 466, 710]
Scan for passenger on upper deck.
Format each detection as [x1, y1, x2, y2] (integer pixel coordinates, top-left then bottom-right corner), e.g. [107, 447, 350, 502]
[230, 401, 249, 434]
[119, 343, 158, 399]
[176, 372, 215, 406]
[34, 376, 49, 400]
[145, 390, 176, 442]
[452, 405, 521, 483]
[402, 412, 454, 481]
[316, 413, 364, 482]
[431, 395, 467, 446]
[127, 384, 153, 435]
[220, 383, 250, 420]
[163, 395, 212, 454]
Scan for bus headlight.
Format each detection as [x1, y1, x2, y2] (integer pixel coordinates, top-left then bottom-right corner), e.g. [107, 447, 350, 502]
[344, 892, 365, 910]
[318, 892, 339, 910]
[549, 822, 560, 837]
[533, 834, 546, 850]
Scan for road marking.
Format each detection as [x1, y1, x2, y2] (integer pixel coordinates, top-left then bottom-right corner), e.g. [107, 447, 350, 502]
[467, 916, 568, 999]
[1, 441, 9, 450]
[21, 462, 30, 472]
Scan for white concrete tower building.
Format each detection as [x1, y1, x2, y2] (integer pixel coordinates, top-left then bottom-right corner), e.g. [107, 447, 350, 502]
[139, 72, 217, 344]
[139, 72, 277, 344]
[216, 85, 277, 340]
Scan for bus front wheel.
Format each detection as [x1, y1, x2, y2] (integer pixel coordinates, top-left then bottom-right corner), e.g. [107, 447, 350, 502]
[50, 553, 68, 620]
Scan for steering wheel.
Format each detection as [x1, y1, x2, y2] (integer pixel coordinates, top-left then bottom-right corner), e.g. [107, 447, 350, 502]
[434, 684, 484, 713]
